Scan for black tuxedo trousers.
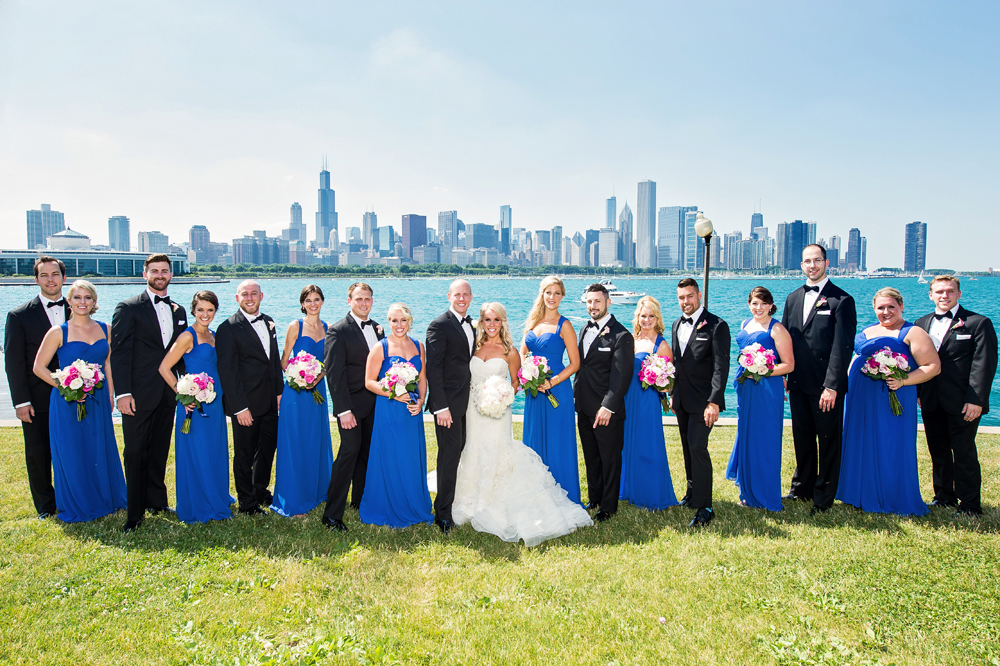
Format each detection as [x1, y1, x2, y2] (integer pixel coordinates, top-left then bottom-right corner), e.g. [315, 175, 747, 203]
[324, 411, 375, 521]
[576, 409, 624, 513]
[921, 406, 982, 510]
[21, 412, 57, 515]
[122, 390, 175, 522]
[788, 389, 844, 509]
[232, 406, 279, 510]
[433, 415, 467, 522]
[673, 404, 714, 509]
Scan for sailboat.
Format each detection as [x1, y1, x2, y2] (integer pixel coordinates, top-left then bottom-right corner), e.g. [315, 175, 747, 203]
[917, 271, 928, 284]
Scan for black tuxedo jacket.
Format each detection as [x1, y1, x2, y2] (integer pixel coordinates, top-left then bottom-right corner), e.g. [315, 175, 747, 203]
[782, 280, 856, 396]
[425, 310, 472, 418]
[324, 314, 385, 419]
[573, 315, 634, 420]
[670, 310, 730, 413]
[916, 306, 998, 415]
[216, 311, 284, 417]
[4, 296, 71, 410]
[110, 291, 188, 406]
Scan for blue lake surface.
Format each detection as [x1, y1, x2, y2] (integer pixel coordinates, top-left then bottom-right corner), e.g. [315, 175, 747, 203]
[3, 274, 999, 425]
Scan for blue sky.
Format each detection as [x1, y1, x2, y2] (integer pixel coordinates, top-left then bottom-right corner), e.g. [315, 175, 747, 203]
[1, 1, 998, 269]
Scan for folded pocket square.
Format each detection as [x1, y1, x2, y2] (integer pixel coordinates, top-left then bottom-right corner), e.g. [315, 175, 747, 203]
[956, 334, 971, 340]
[598, 347, 611, 351]
[695, 336, 708, 341]
[816, 310, 832, 315]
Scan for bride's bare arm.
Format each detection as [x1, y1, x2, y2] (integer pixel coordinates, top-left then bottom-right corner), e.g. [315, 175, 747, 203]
[506, 348, 522, 391]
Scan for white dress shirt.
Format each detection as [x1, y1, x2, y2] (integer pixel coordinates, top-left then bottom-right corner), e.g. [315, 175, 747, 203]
[582, 312, 612, 358]
[351, 311, 378, 350]
[677, 306, 704, 356]
[928, 304, 960, 352]
[450, 307, 474, 355]
[802, 277, 829, 324]
[147, 287, 174, 348]
[40, 294, 67, 329]
[241, 309, 271, 359]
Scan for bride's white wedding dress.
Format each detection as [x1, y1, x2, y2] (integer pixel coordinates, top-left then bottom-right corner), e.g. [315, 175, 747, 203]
[453, 356, 593, 546]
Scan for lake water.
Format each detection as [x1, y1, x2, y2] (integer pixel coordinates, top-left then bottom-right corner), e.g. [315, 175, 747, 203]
[3, 274, 999, 425]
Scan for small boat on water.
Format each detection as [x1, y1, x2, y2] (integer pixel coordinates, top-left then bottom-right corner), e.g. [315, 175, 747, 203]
[917, 271, 928, 284]
[580, 279, 645, 305]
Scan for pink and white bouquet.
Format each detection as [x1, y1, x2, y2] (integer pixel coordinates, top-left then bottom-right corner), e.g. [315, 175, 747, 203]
[639, 354, 675, 412]
[378, 360, 419, 404]
[860, 346, 910, 416]
[284, 352, 326, 405]
[737, 343, 777, 385]
[52, 360, 105, 421]
[175, 372, 217, 434]
[518, 353, 559, 408]
[473, 375, 515, 419]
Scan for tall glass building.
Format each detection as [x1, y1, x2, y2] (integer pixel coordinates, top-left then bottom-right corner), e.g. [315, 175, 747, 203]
[658, 205, 696, 270]
[108, 215, 130, 251]
[606, 196, 616, 230]
[315, 162, 338, 248]
[499, 205, 512, 256]
[635, 180, 656, 268]
[904, 221, 927, 272]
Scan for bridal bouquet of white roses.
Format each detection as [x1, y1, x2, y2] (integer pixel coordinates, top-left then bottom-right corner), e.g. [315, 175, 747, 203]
[52, 360, 105, 421]
[473, 375, 515, 419]
[175, 372, 217, 434]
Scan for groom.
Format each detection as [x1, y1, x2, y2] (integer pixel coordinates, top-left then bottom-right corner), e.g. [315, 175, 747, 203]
[425, 279, 474, 534]
[575, 283, 634, 522]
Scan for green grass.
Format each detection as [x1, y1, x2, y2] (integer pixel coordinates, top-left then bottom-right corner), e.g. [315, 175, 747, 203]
[1, 424, 998, 665]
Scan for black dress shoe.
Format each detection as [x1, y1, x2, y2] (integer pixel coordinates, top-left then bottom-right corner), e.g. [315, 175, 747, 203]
[783, 493, 810, 502]
[122, 519, 143, 533]
[38, 511, 53, 520]
[584, 501, 600, 511]
[678, 495, 691, 507]
[689, 507, 714, 527]
[322, 517, 348, 532]
[930, 499, 958, 509]
[435, 518, 455, 534]
[954, 507, 983, 517]
[148, 506, 173, 515]
[239, 506, 267, 516]
[593, 510, 614, 523]
[809, 505, 830, 516]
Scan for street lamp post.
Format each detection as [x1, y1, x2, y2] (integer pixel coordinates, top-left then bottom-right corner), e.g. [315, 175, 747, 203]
[694, 212, 715, 308]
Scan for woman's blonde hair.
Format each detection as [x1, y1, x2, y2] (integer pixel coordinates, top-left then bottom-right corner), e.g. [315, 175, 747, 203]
[68, 279, 99, 316]
[523, 276, 566, 334]
[631, 295, 664, 337]
[477, 302, 514, 355]
[386, 302, 413, 332]
[872, 287, 904, 307]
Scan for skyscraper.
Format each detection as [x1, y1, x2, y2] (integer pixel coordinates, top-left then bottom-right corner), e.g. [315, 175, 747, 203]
[860, 237, 868, 272]
[827, 235, 841, 268]
[535, 229, 551, 251]
[551, 226, 563, 265]
[138, 231, 169, 253]
[377, 226, 395, 257]
[904, 221, 927, 272]
[315, 161, 337, 248]
[469, 223, 496, 249]
[635, 180, 656, 268]
[599, 228, 619, 266]
[658, 205, 697, 270]
[684, 210, 700, 270]
[618, 202, 633, 267]
[805, 221, 817, 246]
[775, 223, 786, 269]
[782, 220, 806, 269]
[500, 205, 512, 256]
[26, 204, 65, 249]
[439, 211, 458, 257]
[750, 212, 764, 239]
[108, 216, 130, 251]
[606, 196, 616, 230]
[189, 225, 210, 251]
[363, 211, 378, 249]
[401, 214, 427, 260]
[846, 228, 862, 271]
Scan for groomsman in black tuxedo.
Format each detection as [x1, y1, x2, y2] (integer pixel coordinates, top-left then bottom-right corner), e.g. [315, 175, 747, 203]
[216, 279, 283, 515]
[425, 279, 474, 534]
[781, 244, 856, 515]
[321, 282, 385, 532]
[4, 256, 70, 519]
[111, 253, 189, 532]
[670, 278, 730, 527]
[916, 275, 997, 517]
[575, 283, 634, 522]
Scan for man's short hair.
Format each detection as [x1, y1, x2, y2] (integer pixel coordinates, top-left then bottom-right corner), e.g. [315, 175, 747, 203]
[677, 277, 699, 291]
[802, 244, 827, 260]
[348, 282, 373, 298]
[929, 274, 960, 291]
[144, 253, 172, 270]
[585, 283, 609, 299]
[34, 256, 66, 278]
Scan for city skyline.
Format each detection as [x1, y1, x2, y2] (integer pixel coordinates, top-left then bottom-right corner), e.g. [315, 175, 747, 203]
[2, 3, 997, 269]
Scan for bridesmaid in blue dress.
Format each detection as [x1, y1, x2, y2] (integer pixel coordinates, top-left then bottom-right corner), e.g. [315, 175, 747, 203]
[359, 303, 434, 527]
[271, 285, 334, 517]
[725, 287, 795, 512]
[520, 276, 582, 504]
[620, 296, 678, 510]
[837, 288, 940, 516]
[158, 291, 234, 523]
[33, 280, 126, 522]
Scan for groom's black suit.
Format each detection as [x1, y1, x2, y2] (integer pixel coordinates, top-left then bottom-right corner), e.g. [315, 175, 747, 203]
[111, 291, 188, 523]
[916, 306, 997, 512]
[216, 310, 283, 511]
[781, 280, 856, 509]
[670, 310, 730, 510]
[574, 315, 633, 514]
[425, 310, 473, 523]
[323, 314, 385, 522]
[4, 296, 70, 515]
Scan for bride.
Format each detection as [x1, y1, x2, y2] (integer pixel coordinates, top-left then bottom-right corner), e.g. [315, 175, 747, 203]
[453, 302, 592, 546]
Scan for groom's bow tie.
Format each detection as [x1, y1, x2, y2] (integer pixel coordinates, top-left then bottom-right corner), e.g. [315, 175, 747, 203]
[933, 311, 954, 321]
[47, 299, 66, 309]
[585, 320, 599, 331]
[154, 295, 172, 304]
[250, 315, 266, 324]
[803, 285, 820, 293]
[360, 319, 375, 328]
[460, 315, 473, 325]
[680, 316, 694, 326]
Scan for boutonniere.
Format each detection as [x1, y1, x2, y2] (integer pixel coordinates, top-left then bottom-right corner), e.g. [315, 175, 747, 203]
[815, 297, 828, 309]
[171, 302, 179, 312]
[600, 326, 610, 337]
[267, 321, 275, 331]
[696, 320, 707, 330]
[951, 318, 964, 330]
[376, 324, 383, 335]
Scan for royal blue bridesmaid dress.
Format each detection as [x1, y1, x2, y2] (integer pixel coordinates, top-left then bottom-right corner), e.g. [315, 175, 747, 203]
[837, 323, 928, 516]
[522, 315, 581, 504]
[48, 322, 127, 522]
[619, 334, 678, 510]
[725, 319, 784, 512]
[359, 337, 434, 527]
[174, 326, 234, 523]
[271, 319, 334, 517]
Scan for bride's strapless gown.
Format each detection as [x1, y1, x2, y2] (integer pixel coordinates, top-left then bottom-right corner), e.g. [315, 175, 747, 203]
[453, 356, 593, 546]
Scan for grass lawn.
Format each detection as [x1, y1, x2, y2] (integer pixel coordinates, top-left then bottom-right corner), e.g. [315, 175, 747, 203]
[1, 423, 998, 665]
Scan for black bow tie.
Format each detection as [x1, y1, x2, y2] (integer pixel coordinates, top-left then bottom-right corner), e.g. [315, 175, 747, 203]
[154, 295, 171, 305]
[460, 316, 473, 326]
[251, 315, 265, 324]
[934, 311, 954, 321]
[360, 320, 375, 328]
[804, 285, 820, 293]
[47, 299, 66, 309]
[680, 317, 694, 326]
[585, 320, 600, 331]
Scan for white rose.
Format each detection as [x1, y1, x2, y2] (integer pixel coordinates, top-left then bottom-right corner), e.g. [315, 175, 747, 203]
[69, 377, 84, 390]
[394, 383, 406, 397]
[78, 366, 95, 380]
[195, 389, 211, 403]
[176, 377, 194, 395]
